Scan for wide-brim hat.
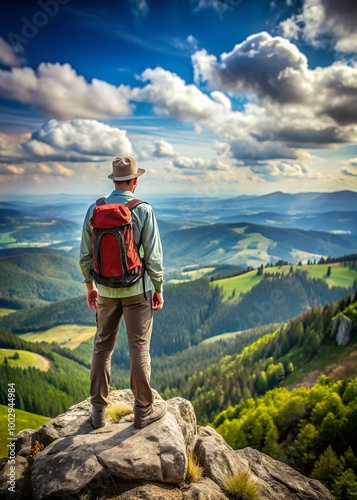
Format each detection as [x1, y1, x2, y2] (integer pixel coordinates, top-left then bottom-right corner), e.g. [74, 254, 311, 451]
[108, 156, 145, 181]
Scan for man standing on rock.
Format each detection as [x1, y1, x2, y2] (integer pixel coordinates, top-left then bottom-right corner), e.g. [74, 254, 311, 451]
[79, 156, 167, 429]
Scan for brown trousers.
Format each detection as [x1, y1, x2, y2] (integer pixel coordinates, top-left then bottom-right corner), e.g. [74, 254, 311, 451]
[90, 292, 154, 409]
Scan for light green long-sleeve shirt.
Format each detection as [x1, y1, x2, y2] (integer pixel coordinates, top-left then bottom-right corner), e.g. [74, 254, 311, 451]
[79, 189, 164, 298]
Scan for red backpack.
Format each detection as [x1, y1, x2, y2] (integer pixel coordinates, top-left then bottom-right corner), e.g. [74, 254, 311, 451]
[90, 197, 146, 288]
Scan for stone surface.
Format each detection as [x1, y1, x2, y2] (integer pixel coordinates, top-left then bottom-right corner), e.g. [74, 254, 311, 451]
[31, 433, 106, 499]
[0, 455, 29, 500]
[334, 315, 353, 345]
[167, 397, 197, 449]
[95, 411, 187, 484]
[183, 478, 229, 499]
[1, 390, 335, 500]
[117, 483, 183, 499]
[238, 447, 334, 500]
[194, 426, 246, 487]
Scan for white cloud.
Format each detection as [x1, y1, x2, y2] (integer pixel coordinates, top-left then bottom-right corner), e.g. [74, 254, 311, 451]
[5, 165, 25, 175]
[152, 139, 176, 157]
[53, 162, 75, 176]
[134, 67, 231, 121]
[31, 119, 133, 157]
[280, 0, 357, 53]
[192, 32, 311, 104]
[172, 155, 231, 173]
[0, 63, 132, 119]
[192, 33, 357, 126]
[0, 36, 24, 67]
[131, 54, 357, 166]
[0, 161, 74, 177]
[251, 160, 320, 179]
[0, 120, 133, 164]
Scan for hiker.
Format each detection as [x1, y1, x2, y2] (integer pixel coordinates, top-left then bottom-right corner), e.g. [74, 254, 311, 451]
[79, 156, 167, 429]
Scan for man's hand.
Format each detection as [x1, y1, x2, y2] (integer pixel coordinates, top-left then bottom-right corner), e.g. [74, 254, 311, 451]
[152, 292, 164, 311]
[86, 283, 98, 310]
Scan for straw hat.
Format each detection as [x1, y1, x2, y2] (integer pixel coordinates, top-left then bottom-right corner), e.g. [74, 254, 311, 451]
[108, 156, 145, 181]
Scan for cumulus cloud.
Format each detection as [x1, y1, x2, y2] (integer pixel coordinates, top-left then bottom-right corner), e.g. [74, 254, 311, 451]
[193, 32, 310, 103]
[251, 160, 320, 179]
[172, 155, 231, 173]
[133, 67, 231, 121]
[0, 36, 24, 67]
[133, 53, 356, 166]
[0, 120, 133, 165]
[192, 33, 357, 126]
[0, 63, 132, 119]
[188, 33, 357, 161]
[152, 139, 176, 158]
[31, 119, 133, 157]
[280, 0, 357, 53]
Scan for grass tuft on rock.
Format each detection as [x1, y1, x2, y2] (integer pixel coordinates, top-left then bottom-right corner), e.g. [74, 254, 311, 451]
[186, 450, 203, 483]
[223, 469, 260, 500]
[105, 402, 133, 422]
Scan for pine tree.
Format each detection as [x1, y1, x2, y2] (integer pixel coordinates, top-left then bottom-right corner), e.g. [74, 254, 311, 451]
[311, 445, 343, 490]
[332, 468, 357, 500]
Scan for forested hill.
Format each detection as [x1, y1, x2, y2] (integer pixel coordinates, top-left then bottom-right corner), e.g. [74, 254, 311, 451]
[0, 249, 83, 308]
[163, 293, 357, 424]
[0, 272, 352, 360]
[213, 377, 357, 500]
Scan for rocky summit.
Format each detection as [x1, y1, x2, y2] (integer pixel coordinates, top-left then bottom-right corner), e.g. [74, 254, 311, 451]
[0, 389, 333, 499]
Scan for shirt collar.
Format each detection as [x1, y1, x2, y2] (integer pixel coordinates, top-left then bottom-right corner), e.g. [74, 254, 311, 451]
[110, 189, 134, 197]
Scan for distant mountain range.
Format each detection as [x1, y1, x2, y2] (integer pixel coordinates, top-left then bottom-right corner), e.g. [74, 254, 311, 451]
[153, 190, 357, 224]
[1, 191, 357, 268]
[161, 222, 357, 269]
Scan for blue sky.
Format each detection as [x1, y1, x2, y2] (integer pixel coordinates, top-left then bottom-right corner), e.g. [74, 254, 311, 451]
[0, 0, 356, 196]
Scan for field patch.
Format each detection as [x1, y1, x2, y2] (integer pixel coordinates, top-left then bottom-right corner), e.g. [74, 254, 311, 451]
[0, 349, 51, 371]
[0, 308, 16, 317]
[200, 330, 245, 344]
[0, 405, 50, 458]
[213, 270, 263, 301]
[213, 262, 357, 302]
[20, 324, 96, 350]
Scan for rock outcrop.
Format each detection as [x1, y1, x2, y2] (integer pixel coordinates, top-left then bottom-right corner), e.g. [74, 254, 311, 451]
[0, 390, 333, 499]
[332, 314, 353, 345]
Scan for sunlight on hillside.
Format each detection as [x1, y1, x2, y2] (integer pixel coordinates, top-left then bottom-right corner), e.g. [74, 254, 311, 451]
[0, 349, 51, 371]
[20, 325, 96, 350]
[214, 263, 357, 302]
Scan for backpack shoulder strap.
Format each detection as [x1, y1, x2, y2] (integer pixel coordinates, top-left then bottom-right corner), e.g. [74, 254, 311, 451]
[96, 197, 106, 206]
[126, 198, 147, 211]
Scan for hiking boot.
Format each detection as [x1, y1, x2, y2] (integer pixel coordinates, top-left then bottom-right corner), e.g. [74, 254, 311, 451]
[92, 406, 106, 428]
[133, 400, 167, 429]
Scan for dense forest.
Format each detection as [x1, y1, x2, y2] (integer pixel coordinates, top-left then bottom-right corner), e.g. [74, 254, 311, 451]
[0, 250, 83, 308]
[0, 331, 89, 416]
[150, 293, 357, 424]
[213, 377, 357, 500]
[1, 271, 351, 357]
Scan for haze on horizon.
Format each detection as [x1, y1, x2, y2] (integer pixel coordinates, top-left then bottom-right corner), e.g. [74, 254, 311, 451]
[0, 0, 356, 198]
